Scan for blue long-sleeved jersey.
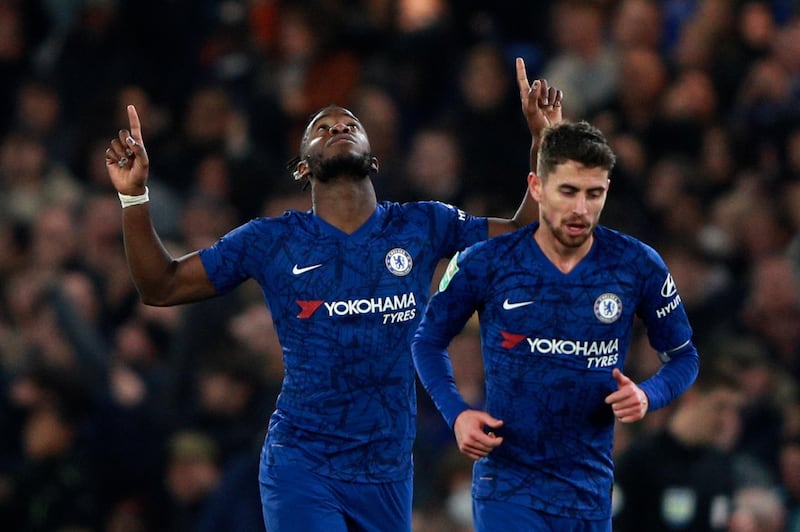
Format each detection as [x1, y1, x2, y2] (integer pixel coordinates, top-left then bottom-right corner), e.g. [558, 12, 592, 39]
[412, 223, 699, 519]
[199, 200, 487, 483]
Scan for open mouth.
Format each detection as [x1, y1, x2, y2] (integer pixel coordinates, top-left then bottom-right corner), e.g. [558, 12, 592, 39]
[565, 222, 588, 236]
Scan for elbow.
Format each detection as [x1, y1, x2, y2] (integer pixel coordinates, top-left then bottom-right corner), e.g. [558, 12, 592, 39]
[132, 266, 186, 307]
[135, 276, 216, 306]
[135, 283, 178, 307]
[138, 292, 172, 307]
[140, 298, 171, 307]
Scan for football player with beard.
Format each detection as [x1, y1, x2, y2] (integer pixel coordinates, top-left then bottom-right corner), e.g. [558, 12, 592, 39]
[412, 120, 700, 532]
[104, 60, 561, 531]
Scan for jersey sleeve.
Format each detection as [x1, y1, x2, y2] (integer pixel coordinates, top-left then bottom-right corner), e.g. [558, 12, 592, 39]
[197, 222, 256, 294]
[412, 244, 487, 427]
[635, 245, 699, 410]
[425, 201, 489, 257]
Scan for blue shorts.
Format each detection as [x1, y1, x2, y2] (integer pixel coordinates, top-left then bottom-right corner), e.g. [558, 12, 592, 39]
[474, 498, 611, 532]
[259, 459, 412, 531]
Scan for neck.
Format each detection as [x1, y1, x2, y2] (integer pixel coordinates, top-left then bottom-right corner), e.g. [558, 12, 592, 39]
[311, 178, 378, 234]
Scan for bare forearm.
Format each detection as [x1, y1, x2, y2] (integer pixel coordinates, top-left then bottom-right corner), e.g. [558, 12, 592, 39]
[530, 136, 541, 174]
[122, 204, 178, 302]
[508, 186, 538, 227]
[121, 204, 215, 305]
[509, 136, 542, 225]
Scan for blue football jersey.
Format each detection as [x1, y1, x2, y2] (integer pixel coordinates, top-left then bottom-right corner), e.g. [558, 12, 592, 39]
[413, 223, 699, 519]
[198, 201, 487, 482]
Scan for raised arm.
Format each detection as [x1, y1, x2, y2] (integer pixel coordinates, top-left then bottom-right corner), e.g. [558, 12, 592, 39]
[516, 57, 563, 173]
[487, 57, 563, 237]
[105, 105, 217, 306]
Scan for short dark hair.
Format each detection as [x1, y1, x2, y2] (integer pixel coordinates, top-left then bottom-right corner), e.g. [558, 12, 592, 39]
[537, 121, 616, 177]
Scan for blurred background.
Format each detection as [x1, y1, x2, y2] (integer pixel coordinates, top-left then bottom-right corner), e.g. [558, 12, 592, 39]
[0, 0, 799, 530]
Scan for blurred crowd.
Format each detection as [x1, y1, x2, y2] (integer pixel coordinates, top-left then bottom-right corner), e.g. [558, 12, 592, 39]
[0, 0, 799, 531]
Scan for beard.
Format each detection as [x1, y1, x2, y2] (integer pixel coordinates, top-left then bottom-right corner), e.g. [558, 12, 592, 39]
[306, 152, 374, 183]
[541, 213, 595, 249]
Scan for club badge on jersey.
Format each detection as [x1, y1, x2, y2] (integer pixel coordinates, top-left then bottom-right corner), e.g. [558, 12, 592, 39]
[594, 293, 622, 323]
[385, 248, 413, 276]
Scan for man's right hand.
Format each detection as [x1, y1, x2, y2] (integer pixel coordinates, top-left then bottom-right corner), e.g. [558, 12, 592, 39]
[453, 409, 504, 461]
[105, 104, 150, 195]
[516, 57, 563, 137]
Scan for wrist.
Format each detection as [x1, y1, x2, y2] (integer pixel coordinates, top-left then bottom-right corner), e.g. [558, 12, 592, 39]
[118, 186, 149, 208]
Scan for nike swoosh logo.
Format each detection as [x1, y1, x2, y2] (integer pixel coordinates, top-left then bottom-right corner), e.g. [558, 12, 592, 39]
[503, 299, 533, 310]
[292, 263, 322, 275]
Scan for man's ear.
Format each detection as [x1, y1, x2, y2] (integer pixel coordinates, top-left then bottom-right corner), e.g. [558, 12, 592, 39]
[294, 159, 309, 181]
[527, 172, 542, 202]
[370, 156, 379, 175]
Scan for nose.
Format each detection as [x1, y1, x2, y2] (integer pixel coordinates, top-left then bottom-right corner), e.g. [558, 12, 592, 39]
[573, 194, 588, 215]
[330, 122, 352, 134]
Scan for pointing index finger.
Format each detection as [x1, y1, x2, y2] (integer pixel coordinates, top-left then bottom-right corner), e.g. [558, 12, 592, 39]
[127, 104, 143, 144]
[516, 57, 530, 93]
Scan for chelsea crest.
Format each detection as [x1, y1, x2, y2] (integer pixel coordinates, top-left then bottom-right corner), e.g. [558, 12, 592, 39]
[385, 248, 413, 276]
[594, 293, 622, 323]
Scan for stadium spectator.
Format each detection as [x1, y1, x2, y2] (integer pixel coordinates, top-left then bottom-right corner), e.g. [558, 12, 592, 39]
[613, 363, 745, 531]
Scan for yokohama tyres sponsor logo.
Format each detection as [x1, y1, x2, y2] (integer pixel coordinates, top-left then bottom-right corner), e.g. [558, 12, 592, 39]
[500, 333, 621, 367]
[297, 292, 417, 318]
[526, 337, 619, 356]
